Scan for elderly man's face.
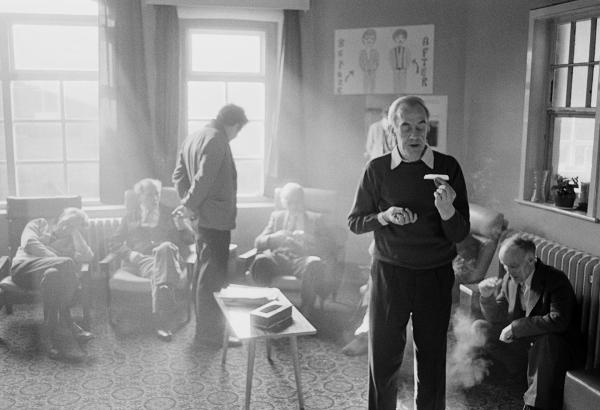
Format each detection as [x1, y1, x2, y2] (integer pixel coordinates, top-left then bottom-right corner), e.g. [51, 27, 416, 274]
[499, 245, 535, 284]
[392, 103, 429, 162]
[140, 187, 160, 210]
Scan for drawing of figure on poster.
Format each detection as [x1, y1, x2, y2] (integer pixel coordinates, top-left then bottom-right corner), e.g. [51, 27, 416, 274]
[334, 25, 434, 95]
[359, 28, 379, 94]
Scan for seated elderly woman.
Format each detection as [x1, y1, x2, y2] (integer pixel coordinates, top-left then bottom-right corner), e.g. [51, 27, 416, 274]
[250, 182, 330, 314]
[10, 207, 94, 359]
[110, 178, 194, 341]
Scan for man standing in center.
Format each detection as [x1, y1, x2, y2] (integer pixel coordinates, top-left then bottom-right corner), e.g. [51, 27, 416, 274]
[172, 103, 248, 347]
[348, 96, 470, 410]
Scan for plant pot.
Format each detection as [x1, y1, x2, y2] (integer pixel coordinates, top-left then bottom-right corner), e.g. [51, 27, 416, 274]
[555, 192, 576, 209]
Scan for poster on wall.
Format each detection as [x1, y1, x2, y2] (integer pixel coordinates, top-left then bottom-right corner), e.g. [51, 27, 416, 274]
[335, 24, 434, 95]
[365, 94, 447, 153]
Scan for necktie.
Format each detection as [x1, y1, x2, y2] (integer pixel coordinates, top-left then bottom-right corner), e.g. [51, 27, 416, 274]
[513, 284, 525, 318]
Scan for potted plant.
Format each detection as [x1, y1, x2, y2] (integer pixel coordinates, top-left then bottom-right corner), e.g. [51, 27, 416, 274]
[551, 175, 579, 208]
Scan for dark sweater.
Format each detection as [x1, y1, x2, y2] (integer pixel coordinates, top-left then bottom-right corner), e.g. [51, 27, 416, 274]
[348, 150, 470, 269]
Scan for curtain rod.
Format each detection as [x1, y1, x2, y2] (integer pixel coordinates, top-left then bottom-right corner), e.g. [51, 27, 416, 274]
[144, 0, 310, 11]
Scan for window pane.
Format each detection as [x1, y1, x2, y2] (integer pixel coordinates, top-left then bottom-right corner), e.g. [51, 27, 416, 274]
[0, 124, 5, 160]
[187, 121, 209, 135]
[592, 65, 598, 108]
[67, 163, 98, 199]
[573, 19, 591, 63]
[555, 23, 570, 65]
[17, 163, 65, 196]
[554, 117, 595, 182]
[228, 82, 265, 120]
[191, 32, 261, 73]
[230, 121, 264, 158]
[0, 0, 97, 15]
[13, 123, 62, 160]
[187, 82, 226, 120]
[64, 82, 98, 119]
[552, 68, 568, 106]
[66, 122, 98, 160]
[13, 24, 98, 71]
[235, 159, 263, 196]
[571, 66, 589, 107]
[0, 163, 8, 199]
[12, 81, 60, 120]
[596, 18, 600, 62]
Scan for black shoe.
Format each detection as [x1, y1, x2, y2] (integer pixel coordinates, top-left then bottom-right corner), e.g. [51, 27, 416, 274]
[71, 323, 94, 345]
[156, 329, 173, 342]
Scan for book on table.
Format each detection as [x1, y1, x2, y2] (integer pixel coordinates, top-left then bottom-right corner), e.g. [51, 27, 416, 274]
[217, 284, 279, 307]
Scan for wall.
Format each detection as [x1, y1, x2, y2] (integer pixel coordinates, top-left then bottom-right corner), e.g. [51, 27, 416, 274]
[463, 0, 600, 257]
[299, 0, 469, 264]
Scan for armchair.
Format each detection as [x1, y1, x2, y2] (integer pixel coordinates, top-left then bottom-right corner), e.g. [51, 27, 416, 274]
[239, 187, 347, 309]
[455, 202, 509, 315]
[99, 187, 195, 335]
[0, 195, 92, 327]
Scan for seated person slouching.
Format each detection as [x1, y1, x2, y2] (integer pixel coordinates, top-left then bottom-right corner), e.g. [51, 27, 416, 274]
[476, 233, 581, 410]
[10, 207, 94, 359]
[110, 178, 194, 341]
[250, 182, 331, 314]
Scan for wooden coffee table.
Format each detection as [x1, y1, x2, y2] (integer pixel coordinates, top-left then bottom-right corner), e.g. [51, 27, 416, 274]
[214, 287, 316, 410]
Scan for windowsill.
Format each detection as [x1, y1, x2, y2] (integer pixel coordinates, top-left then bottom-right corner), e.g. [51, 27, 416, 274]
[0, 198, 274, 217]
[515, 199, 598, 223]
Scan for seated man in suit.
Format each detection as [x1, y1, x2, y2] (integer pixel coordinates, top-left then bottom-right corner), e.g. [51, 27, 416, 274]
[477, 234, 581, 410]
[250, 182, 330, 314]
[10, 207, 94, 359]
[110, 178, 194, 341]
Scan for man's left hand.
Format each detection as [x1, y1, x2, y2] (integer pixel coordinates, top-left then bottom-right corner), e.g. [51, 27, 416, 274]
[433, 179, 456, 220]
[499, 324, 514, 343]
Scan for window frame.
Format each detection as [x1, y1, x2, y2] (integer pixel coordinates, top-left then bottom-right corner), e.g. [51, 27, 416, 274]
[180, 18, 277, 199]
[0, 12, 99, 203]
[520, 0, 600, 222]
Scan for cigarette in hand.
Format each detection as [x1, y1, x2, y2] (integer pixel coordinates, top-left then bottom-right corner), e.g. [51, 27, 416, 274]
[424, 174, 449, 181]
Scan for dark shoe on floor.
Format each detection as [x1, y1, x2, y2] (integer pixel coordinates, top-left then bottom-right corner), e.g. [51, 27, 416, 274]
[71, 323, 94, 345]
[342, 333, 368, 356]
[156, 329, 173, 342]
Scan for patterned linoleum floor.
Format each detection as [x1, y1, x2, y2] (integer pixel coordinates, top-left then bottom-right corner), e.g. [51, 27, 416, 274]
[0, 292, 525, 409]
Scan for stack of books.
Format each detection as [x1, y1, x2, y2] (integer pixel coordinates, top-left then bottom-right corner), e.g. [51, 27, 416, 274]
[217, 284, 279, 307]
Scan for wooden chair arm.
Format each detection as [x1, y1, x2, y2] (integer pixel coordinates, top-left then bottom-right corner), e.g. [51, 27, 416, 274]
[238, 248, 258, 271]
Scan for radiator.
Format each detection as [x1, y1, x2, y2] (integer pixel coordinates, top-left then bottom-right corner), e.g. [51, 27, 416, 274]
[518, 233, 600, 369]
[85, 217, 122, 278]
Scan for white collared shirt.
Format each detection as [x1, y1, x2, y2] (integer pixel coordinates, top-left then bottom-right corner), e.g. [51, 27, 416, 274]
[520, 270, 534, 308]
[390, 144, 434, 170]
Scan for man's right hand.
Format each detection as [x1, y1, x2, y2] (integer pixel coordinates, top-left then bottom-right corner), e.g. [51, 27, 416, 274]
[478, 277, 502, 298]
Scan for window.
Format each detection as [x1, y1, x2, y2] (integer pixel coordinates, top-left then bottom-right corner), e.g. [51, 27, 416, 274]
[183, 20, 276, 198]
[0, 0, 99, 202]
[521, 0, 600, 220]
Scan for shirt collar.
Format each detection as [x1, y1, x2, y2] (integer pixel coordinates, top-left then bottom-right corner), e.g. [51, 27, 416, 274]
[390, 145, 434, 170]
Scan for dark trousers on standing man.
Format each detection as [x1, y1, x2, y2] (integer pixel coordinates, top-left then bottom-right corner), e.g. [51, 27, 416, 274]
[194, 227, 231, 344]
[369, 260, 454, 410]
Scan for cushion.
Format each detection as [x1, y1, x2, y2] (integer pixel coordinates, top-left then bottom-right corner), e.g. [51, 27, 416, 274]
[109, 270, 152, 293]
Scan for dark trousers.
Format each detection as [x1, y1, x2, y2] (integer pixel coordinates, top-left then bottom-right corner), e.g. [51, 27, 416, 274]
[369, 260, 454, 410]
[481, 322, 572, 410]
[193, 227, 231, 341]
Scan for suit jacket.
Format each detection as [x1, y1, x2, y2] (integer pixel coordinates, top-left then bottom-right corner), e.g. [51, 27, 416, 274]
[172, 120, 237, 231]
[254, 209, 333, 258]
[480, 259, 579, 346]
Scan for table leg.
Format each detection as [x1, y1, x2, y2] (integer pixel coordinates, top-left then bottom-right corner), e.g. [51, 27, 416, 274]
[221, 326, 229, 366]
[245, 339, 256, 410]
[290, 336, 304, 410]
